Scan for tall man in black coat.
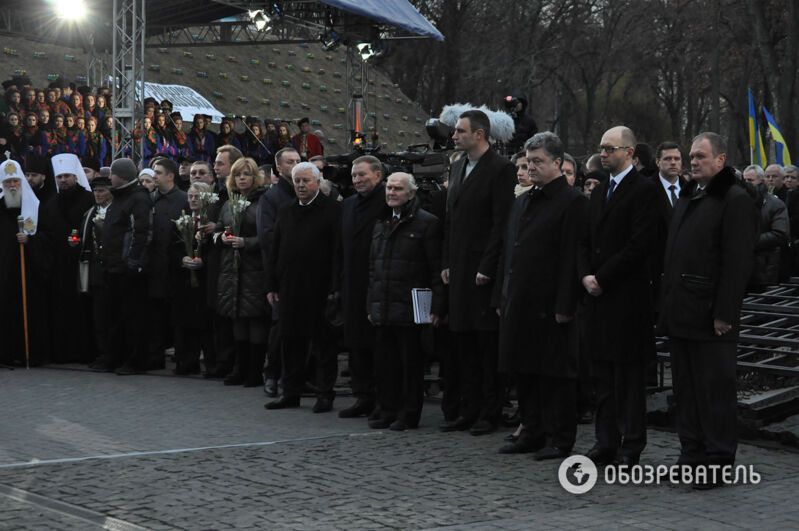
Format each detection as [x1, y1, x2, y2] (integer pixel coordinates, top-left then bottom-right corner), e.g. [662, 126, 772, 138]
[146, 158, 188, 369]
[339, 155, 389, 419]
[440, 110, 516, 435]
[659, 133, 757, 488]
[45, 154, 95, 363]
[103, 158, 152, 374]
[495, 132, 587, 459]
[577, 126, 659, 466]
[256, 146, 300, 394]
[265, 162, 341, 413]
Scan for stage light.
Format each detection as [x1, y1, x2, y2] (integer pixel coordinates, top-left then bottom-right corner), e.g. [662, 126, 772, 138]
[356, 41, 385, 62]
[248, 9, 272, 32]
[55, 0, 88, 21]
[320, 30, 341, 51]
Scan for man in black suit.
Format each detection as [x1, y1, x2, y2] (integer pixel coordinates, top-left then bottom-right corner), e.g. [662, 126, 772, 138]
[577, 126, 659, 466]
[495, 132, 587, 458]
[660, 132, 757, 489]
[440, 110, 516, 435]
[339, 155, 389, 419]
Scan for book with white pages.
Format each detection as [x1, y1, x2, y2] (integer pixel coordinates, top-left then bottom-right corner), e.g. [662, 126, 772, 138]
[411, 288, 433, 324]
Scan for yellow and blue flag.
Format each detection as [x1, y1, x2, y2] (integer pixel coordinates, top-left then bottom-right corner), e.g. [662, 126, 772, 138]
[748, 89, 767, 166]
[762, 106, 792, 166]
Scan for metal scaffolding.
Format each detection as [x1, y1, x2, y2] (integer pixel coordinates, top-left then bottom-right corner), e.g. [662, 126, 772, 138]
[112, 0, 145, 162]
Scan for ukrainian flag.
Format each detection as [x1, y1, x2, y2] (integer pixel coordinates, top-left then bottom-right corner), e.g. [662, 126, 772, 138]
[762, 106, 792, 166]
[748, 89, 768, 166]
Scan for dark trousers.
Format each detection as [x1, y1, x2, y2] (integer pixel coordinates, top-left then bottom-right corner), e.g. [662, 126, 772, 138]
[90, 286, 111, 364]
[281, 335, 337, 400]
[106, 273, 148, 368]
[174, 325, 215, 369]
[517, 373, 577, 449]
[593, 359, 647, 458]
[454, 330, 502, 424]
[213, 314, 235, 372]
[263, 323, 281, 380]
[147, 297, 171, 364]
[436, 325, 460, 421]
[348, 346, 375, 403]
[670, 339, 738, 464]
[374, 326, 425, 427]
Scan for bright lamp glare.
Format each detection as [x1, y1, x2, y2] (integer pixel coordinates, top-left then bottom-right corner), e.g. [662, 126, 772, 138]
[56, 0, 88, 20]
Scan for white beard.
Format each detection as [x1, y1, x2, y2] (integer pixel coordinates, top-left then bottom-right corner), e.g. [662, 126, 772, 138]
[3, 188, 21, 209]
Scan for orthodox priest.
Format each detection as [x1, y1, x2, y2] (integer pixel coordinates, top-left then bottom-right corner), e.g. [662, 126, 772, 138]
[43, 153, 95, 363]
[0, 158, 50, 366]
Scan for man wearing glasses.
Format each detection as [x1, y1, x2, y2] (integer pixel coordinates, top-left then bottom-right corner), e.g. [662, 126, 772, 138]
[577, 126, 659, 467]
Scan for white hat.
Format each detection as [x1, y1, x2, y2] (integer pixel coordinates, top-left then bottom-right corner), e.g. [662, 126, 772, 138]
[52, 153, 91, 192]
[139, 168, 155, 178]
[0, 158, 40, 235]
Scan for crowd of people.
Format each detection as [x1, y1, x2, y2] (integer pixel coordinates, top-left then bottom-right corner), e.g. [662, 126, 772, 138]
[0, 76, 325, 177]
[2, 77, 780, 489]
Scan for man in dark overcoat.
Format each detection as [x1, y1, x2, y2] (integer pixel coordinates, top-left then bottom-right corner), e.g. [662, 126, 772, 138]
[577, 126, 659, 466]
[265, 162, 341, 413]
[339, 155, 389, 419]
[256, 146, 300, 394]
[440, 110, 516, 435]
[659, 132, 757, 489]
[495, 132, 587, 459]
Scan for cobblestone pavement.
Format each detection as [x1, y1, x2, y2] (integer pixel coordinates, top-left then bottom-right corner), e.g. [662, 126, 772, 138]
[1, 368, 798, 530]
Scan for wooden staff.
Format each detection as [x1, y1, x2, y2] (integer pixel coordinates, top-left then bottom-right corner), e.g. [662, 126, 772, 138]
[17, 215, 30, 369]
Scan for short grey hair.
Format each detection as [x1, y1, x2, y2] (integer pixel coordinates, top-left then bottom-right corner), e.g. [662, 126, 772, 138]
[291, 161, 321, 181]
[744, 164, 765, 178]
[765, 164, 784, 176]
[388, 171, 418, 192]
[785, 164, 799, 175]
[524, 131, 564, 164]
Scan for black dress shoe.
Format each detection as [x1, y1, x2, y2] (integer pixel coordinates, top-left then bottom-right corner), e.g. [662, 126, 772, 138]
[439, 417, 472, 432]
[368, 417, 395, 429]
[115, 363, 139, 376]
[388, 420, 408, 431]
[586, 446, 618, 466]
[312, 398, 333, 413]
[533, 446, 571, 461]
[173, 363, 201, 376]
[619, 455, 639, 467]
[504, 432, 520, 443]
[469, 419, 496, 436]
[89, 360, 113, 372]
[368, 406, 382, 421]
[264, 396, 301, 410]
[338, 399, 375, 419]
[223, 372, 244, 386]
[498, 437, 544, 454]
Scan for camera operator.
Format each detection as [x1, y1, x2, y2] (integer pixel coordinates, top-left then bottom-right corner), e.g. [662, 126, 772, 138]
[505, 94, 538, 154]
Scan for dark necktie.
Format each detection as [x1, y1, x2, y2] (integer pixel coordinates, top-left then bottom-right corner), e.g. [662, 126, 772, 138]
[605, 179, 617, 204]
[669, 184, 678, 207]
[390, 215, 400, 227]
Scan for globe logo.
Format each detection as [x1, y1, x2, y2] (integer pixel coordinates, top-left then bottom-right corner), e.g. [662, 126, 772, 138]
[558, 455, 598, 494]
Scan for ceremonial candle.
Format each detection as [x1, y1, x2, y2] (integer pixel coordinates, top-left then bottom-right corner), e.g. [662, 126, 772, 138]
[70, 229, 80, 244]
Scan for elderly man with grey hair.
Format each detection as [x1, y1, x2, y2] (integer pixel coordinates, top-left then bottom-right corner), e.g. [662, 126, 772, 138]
[765, 164, 787, 202]
[743, 164, 790, 286]
[366, 172, 444, 431]
[265, 161, 342, 413]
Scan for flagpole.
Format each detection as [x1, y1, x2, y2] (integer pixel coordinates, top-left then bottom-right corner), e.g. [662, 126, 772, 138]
[17, 216, 30, 369]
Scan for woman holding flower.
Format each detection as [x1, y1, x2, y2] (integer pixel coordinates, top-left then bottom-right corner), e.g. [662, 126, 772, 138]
[215, 157, 268, 386]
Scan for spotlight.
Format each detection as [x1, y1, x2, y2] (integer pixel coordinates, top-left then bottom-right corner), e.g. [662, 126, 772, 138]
[248, 9, 272, 32]
[55, 0, 88, 21]
[356, 41, 385, 62]
[320, 30, 341, 51]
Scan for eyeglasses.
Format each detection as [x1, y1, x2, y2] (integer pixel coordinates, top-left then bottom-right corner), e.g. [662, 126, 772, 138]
[598, 145, 630, 154]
